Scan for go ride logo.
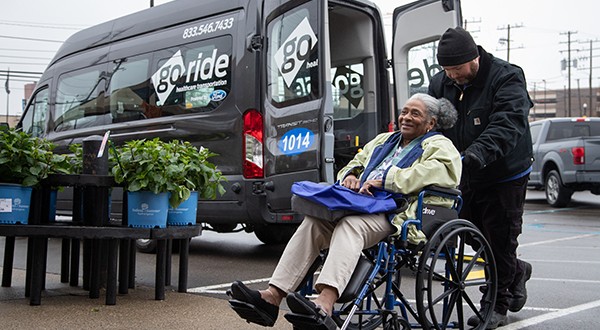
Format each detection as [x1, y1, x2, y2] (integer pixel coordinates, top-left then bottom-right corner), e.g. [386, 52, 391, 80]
[273, 17, 318, 88]
[151, 49, 230, 105]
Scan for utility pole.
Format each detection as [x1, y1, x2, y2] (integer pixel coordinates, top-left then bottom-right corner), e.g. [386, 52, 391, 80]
[560, 31, 578, 117]
[4, 68, 9, 124]
[497, 24, 523, 62]
[543, 79, 547, 117]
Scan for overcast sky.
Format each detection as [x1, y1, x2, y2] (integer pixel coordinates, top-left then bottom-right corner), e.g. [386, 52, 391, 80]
[1, 0, 599, 117]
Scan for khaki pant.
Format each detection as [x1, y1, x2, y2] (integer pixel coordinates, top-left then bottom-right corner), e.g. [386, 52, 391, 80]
[269, 213, 394, 296]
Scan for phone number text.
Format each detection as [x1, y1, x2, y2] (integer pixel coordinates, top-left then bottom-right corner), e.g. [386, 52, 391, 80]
[183, 17, 234, 39]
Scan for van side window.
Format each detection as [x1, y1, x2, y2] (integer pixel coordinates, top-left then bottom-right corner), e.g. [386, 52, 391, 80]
[54, 66, 108, 131]
[108, 56, 152, 122]
[267, 4, 320, 107]
[151, 36, 232, 115]
[332, 64, 365, 119]
[21, 88, 49, 137]
[407, 41, 442, 95]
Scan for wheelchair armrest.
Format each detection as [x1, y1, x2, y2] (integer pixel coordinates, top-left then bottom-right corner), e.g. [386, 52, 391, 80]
[422, 185, 461, 198]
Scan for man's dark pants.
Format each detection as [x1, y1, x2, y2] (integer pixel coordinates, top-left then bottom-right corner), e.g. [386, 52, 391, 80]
[459, 175, 529, 315]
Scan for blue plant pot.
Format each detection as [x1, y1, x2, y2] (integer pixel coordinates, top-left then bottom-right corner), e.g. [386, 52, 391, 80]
[127, 191, 169, 228]
[0, 184, 33, 224]
[167, 191, 198, 226]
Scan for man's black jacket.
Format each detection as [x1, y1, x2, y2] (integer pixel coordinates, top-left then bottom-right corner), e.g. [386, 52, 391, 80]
[428, 46, 534, 185]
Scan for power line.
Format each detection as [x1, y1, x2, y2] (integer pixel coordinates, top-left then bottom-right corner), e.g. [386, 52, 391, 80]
[0, 70, 44, 75]
[0, 61, 48, 66]
[0, 19, 87, 29]
[0, 48, 58, 53]
[0, 55, 53, 60]
[0, 34, 64, 43]
[0, 21, 83, 30]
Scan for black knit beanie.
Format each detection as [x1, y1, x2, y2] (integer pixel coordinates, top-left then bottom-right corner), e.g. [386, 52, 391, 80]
[437, 27, 479, 66]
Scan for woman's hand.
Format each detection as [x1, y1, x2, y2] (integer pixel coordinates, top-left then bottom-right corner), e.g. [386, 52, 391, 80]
[359, 179, 382, 196]
[341, 175, 361, 191]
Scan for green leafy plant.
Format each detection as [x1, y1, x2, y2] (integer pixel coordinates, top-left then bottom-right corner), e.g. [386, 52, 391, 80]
[166, 140, 226, 207]
[0, 129, 71, 186]
[110, 138, 225, 209]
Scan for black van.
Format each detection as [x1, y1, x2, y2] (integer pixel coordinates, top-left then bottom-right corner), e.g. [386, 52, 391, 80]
[17, 0, 461, 244]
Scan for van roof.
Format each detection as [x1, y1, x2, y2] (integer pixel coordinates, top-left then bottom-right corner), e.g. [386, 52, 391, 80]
[50, 0, 246, 66]
[49, 0, 380, 67]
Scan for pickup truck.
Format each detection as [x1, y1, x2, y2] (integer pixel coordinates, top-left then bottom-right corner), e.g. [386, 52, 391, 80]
[529, 117, 600, 207]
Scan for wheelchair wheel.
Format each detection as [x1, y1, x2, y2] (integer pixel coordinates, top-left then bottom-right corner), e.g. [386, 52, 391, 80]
[415, 219, 497, 330]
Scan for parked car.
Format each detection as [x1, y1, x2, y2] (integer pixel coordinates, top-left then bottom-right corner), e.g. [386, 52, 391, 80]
[529, 117, 600, 207]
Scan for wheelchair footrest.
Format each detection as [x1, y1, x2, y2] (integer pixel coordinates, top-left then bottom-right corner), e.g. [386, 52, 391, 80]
[284, 312, 338, 330]
[228, 299, 277, 327]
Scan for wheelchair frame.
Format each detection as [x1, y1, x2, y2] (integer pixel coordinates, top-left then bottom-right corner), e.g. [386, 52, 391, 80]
[301, 186, 498, 330]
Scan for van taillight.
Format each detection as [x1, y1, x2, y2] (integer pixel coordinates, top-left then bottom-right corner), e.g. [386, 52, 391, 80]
[243, 109, 264, 178]
[571, 147, 585, 165]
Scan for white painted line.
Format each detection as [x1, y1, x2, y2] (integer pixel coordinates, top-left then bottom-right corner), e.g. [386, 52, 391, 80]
[187, 277, 271, 294]
[502, 299, 600, 329]
[525, 259, 600, 265]
[519, 233, 597, 247]
[531, 277, 600, 285]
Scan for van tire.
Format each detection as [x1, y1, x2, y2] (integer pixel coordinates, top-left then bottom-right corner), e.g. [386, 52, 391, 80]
[545, 170, 573, 207]
[136, 239, 157, 253]
[254, 224, 298, 245]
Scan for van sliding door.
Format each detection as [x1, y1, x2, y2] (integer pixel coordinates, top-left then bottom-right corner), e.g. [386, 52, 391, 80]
[263, 0, 333, 211]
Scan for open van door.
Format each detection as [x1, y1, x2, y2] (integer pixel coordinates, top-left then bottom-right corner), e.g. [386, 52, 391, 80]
[392, 0, 462, 108]
[262, 0, 334, 212]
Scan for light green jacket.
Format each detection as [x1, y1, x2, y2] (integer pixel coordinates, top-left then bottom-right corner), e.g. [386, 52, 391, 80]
[337, 132, 462, 244]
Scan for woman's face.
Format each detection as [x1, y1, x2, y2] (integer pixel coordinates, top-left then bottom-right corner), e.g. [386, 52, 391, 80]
[398, 98, 435, 141]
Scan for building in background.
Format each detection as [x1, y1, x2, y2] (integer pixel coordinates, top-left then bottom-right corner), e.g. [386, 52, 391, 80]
[529, 87, 600, 121]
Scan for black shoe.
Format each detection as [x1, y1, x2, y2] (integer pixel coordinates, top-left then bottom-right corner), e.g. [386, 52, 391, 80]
[467, 306, 487, 327]
[227, 281, 279, 327]
[508, 261, 532, 312]
[467, 309, 508, 329]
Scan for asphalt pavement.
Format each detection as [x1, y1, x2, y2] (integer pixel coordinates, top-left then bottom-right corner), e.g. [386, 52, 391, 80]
[0, 266, 288, 329]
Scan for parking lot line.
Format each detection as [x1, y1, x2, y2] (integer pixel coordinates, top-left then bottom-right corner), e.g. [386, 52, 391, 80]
[501, 299, 600, 330]
[519, 233, 597, 247]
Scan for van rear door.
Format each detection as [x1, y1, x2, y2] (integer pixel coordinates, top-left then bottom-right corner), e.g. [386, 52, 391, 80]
[263, 0, 334, 211]
[392, 0, 462, 106]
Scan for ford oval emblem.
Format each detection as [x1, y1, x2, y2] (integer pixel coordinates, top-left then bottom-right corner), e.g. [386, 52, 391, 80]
[209, 89, 227, 102]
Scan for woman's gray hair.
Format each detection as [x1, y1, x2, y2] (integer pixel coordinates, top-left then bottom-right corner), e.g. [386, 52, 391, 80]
[407, 93, 458, 130]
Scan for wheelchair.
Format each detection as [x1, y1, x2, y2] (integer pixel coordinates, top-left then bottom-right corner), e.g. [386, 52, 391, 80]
[290, 186, 497, 330]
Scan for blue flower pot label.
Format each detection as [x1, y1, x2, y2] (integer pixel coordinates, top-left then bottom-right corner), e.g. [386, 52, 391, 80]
[127, 191, 169, 228]
[0, 184, 33, 224]
[167, 191, 198, 226]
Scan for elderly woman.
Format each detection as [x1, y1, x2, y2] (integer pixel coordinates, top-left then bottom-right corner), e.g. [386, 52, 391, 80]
[228, 93, 461, 329]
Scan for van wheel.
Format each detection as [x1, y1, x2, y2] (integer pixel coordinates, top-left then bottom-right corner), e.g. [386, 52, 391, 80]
[135, 239, 181, 254]
[545, 170, 573, 207]
[136, 239, 157, 253]
[254, 224, 298, 245]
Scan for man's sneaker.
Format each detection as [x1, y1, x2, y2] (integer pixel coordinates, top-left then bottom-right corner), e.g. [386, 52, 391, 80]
[467, 310, 508, 329]
[508, 261, 532, 312]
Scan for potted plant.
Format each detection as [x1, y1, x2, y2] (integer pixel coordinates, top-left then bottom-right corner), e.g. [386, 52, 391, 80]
[0, 129, 70, 224]
[165, 140, 225, 225]
[111, 138, 187, 228]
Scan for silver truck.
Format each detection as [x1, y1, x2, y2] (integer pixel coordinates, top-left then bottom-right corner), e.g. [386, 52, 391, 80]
[529, 117, 600, 207]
